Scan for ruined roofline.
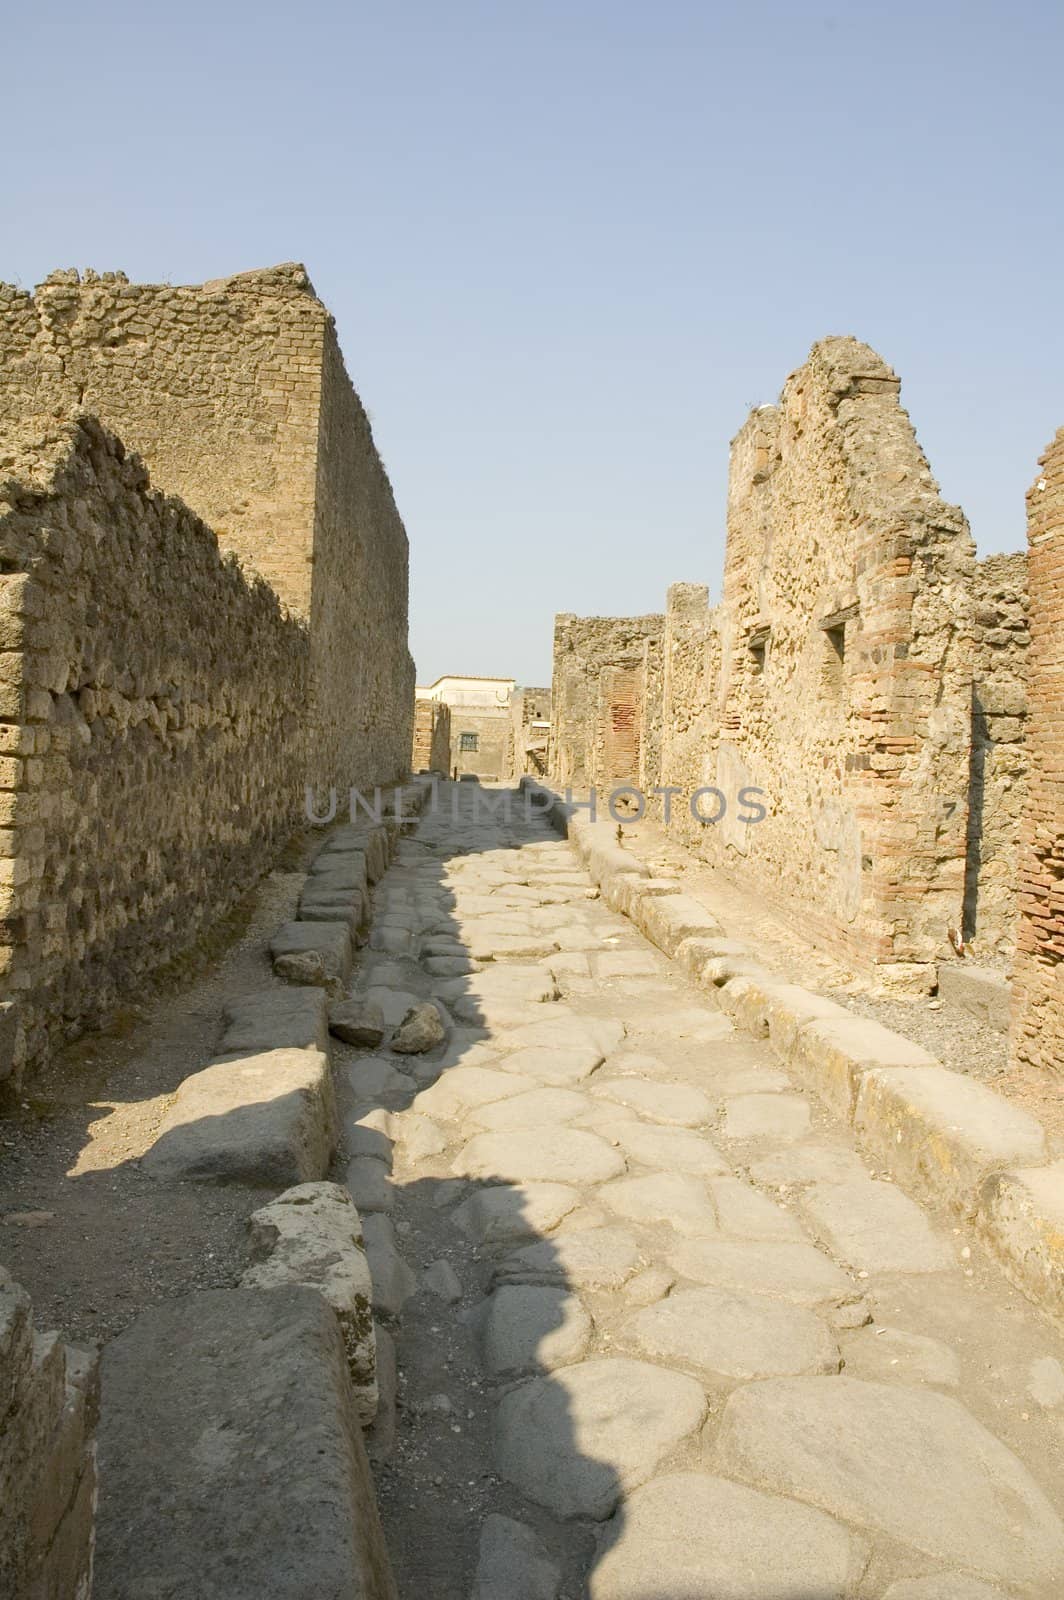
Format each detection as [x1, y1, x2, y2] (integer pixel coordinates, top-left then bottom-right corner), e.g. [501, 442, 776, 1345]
[11, 261, 320, 300]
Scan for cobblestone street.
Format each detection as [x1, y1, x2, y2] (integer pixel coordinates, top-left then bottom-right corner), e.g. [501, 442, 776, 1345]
[346, 783, 1064, 1599]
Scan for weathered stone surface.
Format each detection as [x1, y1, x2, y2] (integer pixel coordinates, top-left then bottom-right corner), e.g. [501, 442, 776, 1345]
[361, 1214, 417, 1317]
[477, 1286, 591, 1376]
[607, 1122, 729, 1175]
[594, 949, 660, 978]
[721, 1092, 811, 1142]
[396, 1112, 447, 1162]
[454, 1128, 625, 1185]
[498, 1043, 605, 1086]
[881, 1577, 1010, 1600]
[414, 1066, 537, 1121]
[715, 1376, 1064, 1586]
[364, 986, 421, 1028]
[622, 1285, 839, 1381]
[498, 1227, 643, 1290]
[937, 962, 1011, 1033]
[839, 1326, 961, 1389]
[494, 1358, 706, 1519]
[219, 988, 328, 1056]
[748, 1144, 868, 1188]
[390, 1000, 448, 1054]
[855, 1065, 1047, 1217]
[800, 1178, 955, 1275]
[329, 998, 386, 1048]
[599, 1172, 718, 1235]
[590, 1076, 711, 1126]
[590, 1472, 867, 1600]
[977, 1161, 1064, 1324]
[466, 1087, 591, 1131]
[143, 1048, 337, 1186]
[346, 1109, 395, 1165]
[271, 920, 352, 984]
[790, 1015, 939, 1122]
[669, 1238, 858, 1309]
[422, 1259, 462, 1303]
[347, 1056, 416, 1104]
[453, 1182, 580, 1246]
[346, 1156, 394, 1214]
[708, 1176, 805, 1240]
[95, 1288, 397, 1599]
[503, 1014, 625, 1056]
[241, 1182, 377, 1421]
[471, 1515, 560, 1600]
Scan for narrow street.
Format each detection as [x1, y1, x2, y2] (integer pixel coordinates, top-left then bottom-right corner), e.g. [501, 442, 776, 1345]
[341, 782, 1064, 1599]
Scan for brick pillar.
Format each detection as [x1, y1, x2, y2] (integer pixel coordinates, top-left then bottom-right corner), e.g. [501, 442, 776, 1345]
[1010, 429, 1064, 1077]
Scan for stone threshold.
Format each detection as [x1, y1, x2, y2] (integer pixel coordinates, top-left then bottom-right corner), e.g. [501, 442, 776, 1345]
[523, 779, 1063, 1334]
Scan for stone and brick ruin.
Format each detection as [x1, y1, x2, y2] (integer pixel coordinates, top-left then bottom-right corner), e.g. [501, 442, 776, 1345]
[550, 337, 1058, 1067]
[0, 264, 414, 1083]
[412, 675, 552, 781]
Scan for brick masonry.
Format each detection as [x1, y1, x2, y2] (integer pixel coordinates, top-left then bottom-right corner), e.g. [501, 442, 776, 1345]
[1011, 430, 1064, 1077]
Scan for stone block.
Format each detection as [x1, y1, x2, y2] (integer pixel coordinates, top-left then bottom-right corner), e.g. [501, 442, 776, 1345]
[95, 1287, 398, 1599]
[977, 1161, 1064, 1329]
[270, 921, 352, 985]
[634, 891, 722, 957]
[143, 1048, 337, 1186]
[789, 1014, 939, 1122]
[242, 1181, 377, 1422]
[937, 962, 1011, 1033]
[217, 988, 329, 1057]
[855, 1065, 1047, 1218]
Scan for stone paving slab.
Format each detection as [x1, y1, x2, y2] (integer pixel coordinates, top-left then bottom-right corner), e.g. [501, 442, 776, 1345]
[622, 1284, 841, 1382]
[800, 1177, 956, 1275]
[714, 1375, 1064, 1588]
[494, 1357, 706, 1520]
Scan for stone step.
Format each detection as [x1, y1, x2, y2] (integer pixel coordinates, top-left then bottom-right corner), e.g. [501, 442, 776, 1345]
[94, 1287, 397, 1600]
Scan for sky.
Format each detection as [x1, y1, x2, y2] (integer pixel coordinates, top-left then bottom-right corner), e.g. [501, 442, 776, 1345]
[3, 1, 1062, 686]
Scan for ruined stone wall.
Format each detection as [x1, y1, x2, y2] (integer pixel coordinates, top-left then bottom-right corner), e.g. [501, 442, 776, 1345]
[0, 264, 414, 792]
[510, 687, 551, 776]
[412, 698, 451, 773]
[657, 583, 719, 837]
[0, 1267, 98, 1600]
[550, 614, 663, 792]
[1011, 429, 1064, 1077]
[0, 417, 309, 1078]
[964, 552, 1029, 962]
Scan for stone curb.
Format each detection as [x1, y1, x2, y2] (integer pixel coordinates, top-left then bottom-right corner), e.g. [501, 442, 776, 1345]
[523, 778, 1063, 1331]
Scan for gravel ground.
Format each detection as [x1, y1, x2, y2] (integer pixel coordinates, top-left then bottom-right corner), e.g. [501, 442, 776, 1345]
[0, 842, 317, 1350]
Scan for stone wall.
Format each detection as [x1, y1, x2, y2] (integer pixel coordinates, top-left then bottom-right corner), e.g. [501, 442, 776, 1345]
[710, 339, 976, 988]
[0, 264, 414, 792]
[0, 417, 310, 1079]
[551, 614, 663, 792]
[411, 698, 451, 774]
[551, 340, 990, 990]
[1011, 429, 1064, 1077]
[965, 552, 1029, 961]
[0, 1267, 98, 1599]
[509, 686, 551, 776]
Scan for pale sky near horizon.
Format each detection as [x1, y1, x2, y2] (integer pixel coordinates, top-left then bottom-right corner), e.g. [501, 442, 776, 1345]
[3, 1, 1061, 686]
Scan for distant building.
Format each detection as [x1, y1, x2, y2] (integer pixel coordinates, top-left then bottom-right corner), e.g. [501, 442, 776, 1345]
[412, 675, 552, 780]
[415, 675, 516, 779]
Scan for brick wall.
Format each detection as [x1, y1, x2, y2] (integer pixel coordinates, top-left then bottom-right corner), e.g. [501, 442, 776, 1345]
[0, 264, 414, 793]
[0, 417, 310, 1080]
[1011, 429, 1064, 1077]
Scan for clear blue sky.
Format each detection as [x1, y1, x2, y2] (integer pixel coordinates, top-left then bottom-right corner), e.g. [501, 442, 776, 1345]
[4, 1, 1061, 685]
